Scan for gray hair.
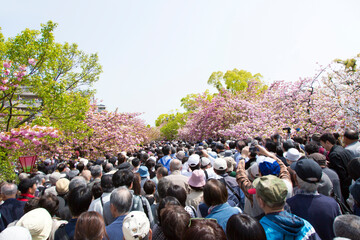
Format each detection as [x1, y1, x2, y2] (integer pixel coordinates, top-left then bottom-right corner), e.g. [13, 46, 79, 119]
[1, 183, 18, 196]
[333, 214, 360, 239]
[91, 165, 103, 178]
[296, 175, 318, 192]
[110, 187, 133, 215]
[157, 178, 174, 199]
[69, 176, 87, 191]
[170, 159, 182, 171]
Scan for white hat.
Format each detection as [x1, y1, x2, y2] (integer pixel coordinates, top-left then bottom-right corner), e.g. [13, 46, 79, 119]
[283, 148, 301, 162]
[122, 211, 150, 240]
[214, 158, 227, 171]
[79, 158, 89, 166]
[0, 226, 32, 240]
[201, 157, 211, 167]
[16, 208, 52, 240]
[188, 154, 200, 167]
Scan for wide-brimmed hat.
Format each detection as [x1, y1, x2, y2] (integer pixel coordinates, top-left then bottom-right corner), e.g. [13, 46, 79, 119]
[283, 148, 301, 162]
[188, 170, 206, 188]
[16, 208, 52, 240]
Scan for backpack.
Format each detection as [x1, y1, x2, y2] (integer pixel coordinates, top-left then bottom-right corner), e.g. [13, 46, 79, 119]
[219, 178, 244, 209]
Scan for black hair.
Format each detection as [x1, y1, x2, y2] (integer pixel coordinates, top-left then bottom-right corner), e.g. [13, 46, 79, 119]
[226, 213, 266, 240]
[344, 129, 359, 140]
[39, 193, 59, 216]
[265, 140, 277, 153]
[57, 163, 66, 172]
[162, 145, 171, 155]
[76, 162, 85, 173]
[305, 142, 320, 155]
[348, 158, 360, 181]
[91, 182, 103, 199]
[18, 178, 35, 194]
[67, 185, 92, 217]
[166, 185, 187, 207]
[157, 196, 181, 225]
[112, 170, 134, 188]
[131, 158, 140, 168]
[319, 133, 336, 145]
[143, 180, 156, 195]
[282, 140, 295, 151]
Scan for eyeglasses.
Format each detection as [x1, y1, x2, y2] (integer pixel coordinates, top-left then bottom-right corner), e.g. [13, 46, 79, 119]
[188, 218, 217, 227]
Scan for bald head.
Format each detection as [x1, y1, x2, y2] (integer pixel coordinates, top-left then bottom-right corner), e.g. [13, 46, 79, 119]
[80, 170, 91, 182]
[170, 159, 182, 172]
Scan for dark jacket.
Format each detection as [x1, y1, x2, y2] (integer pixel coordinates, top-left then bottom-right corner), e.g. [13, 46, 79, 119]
[328, 145, 353, 200]
[0, 198, 26, 232]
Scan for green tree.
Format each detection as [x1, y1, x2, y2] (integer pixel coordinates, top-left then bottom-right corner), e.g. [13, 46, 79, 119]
[0, 21, 102, 133]
[208, 68, 266, 94]
[155, 112, 187, 140]
[180, 90, 213, 112]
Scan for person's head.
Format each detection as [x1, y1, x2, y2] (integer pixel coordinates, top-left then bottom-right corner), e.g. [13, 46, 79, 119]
[308, 153, 327, 167]
[160, 205, 190, 240]
[166, 185, 187, 207]
[157, 196, 181, 225]
[170, 159, 182, 172]
[333, 214, 360, 240]
[69, 176, 87, 191]
[162, 145, 171, 156]
[256, 156, 280, 177]
[305, 142, 320, 155]
[74, 211, 108, 240]
[67, 185, 92, 217]
[215, 143, 225, 153]
[104, 163, 113, 173]
[16, 208, 52, 240]
[122, 211, 152, 240]
[343, 129, 359, 145]
[188, 154, 201, 171]
[112, 169, 134, 188]
[156, 167, 168, 180]
[76, 162, 85, 173]
[188, 170, 205, 190]
[253, 175, 287, 213]
[38, 193, 59, 217]
[57, 163, 66, 173]
[91, 165, 102, 179]
[110, 187, 133, 217]
[282, 140, 295, 152]
[56, 178, 70, 195]
[291, 158, 322, 192]
[23, 197, 39, 214]
[80, 170, 91, 182]
[203, 179, 228, 207]
[213, 158, 227, 175]
[319, 133, 336, 151]
[226, 213, 266, 240]
[283, 148, 301, 164]
[100, 174, 114, 193]
[0, 226, 32, 240]
[131, 158, 140, 168]
[265, 140, 277, 153]
[1, 183, 18, 200]
[92, 182, 103, 199]
[183, 218, 226, 240]
[348, 157, 360, 181]
[157, 178, 174, 201]
[132, 173, 141, 196]
[143, 180, 156, 195]
[18, 178, 36, 195]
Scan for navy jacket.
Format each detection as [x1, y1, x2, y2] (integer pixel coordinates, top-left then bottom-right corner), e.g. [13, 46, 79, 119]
[0, 198, 25, 232]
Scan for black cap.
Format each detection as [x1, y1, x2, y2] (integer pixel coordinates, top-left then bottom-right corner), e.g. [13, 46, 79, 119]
[290, 158, 322, 183]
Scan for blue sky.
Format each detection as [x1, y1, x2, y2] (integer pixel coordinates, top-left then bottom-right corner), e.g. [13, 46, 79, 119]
[1, 0, 360, 125]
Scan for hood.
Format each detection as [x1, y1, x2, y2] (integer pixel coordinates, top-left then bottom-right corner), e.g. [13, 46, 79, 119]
[265, 211, 305, 235]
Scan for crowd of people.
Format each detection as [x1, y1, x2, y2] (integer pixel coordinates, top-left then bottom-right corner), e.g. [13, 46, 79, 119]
[1, 129, 360, 240]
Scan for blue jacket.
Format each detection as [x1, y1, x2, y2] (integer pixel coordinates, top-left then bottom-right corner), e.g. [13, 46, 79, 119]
[260, 211, 321, 240]
[159, 155, 172, 172]
[206, 202, 241, 233]
[0, 198, 25, 232]
[106, 215, 126, 240]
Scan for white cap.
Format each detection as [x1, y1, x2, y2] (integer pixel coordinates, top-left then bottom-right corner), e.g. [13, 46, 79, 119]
[188, 154, 200, 167]
[214, 158, 227, 171]
[122, 211, 150, 240]
[201, 157, 211, 167]
[283, 148, 301, 162]
[16, 208, 52, 240]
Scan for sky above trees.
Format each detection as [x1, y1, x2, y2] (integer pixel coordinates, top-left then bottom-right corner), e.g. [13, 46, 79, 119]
[1, 0, 360, 125]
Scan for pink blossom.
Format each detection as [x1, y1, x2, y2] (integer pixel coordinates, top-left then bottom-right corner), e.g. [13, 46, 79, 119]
[3, 61, 11, 68]
[28, 58, 36, 66]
